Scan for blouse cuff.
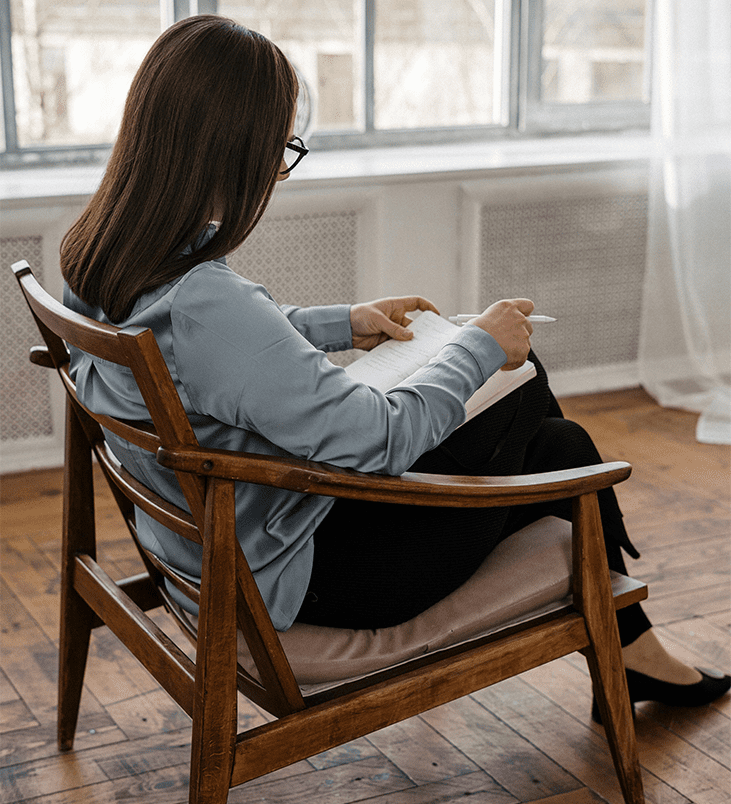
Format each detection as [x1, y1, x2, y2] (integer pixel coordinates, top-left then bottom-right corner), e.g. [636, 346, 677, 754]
[449, 324, 508, 381]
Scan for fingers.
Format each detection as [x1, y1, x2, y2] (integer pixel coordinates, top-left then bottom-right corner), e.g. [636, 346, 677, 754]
[376, 309, 413, 341]
[513, 298, 535, 316]
[470, 298, 534, 370]
[382, 295, 439, 321]
[350, 296, 440, 350]
[372, 296, 440, 340]
[408, 296, 440, 315]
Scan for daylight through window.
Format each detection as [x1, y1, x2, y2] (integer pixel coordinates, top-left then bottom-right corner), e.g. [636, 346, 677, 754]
[0, 0, 650, 167]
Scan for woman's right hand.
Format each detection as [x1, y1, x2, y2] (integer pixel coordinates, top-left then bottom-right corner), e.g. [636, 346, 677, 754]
[468, 299, 534, 370]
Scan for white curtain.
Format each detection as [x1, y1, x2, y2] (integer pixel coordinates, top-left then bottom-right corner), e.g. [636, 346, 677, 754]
[639, 0, 731, 444]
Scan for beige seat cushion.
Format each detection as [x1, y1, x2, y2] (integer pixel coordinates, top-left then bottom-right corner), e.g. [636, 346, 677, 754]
[230, 516, 574, 689]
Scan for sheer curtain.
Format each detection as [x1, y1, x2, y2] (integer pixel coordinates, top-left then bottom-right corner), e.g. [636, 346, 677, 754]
[639, 0, 731, 444]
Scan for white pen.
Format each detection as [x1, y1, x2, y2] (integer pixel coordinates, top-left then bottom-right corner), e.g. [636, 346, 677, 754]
[449, 314, 557, 325]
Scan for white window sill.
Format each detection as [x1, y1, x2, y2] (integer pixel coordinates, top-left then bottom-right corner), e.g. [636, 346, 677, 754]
[0, 133, 654, 206]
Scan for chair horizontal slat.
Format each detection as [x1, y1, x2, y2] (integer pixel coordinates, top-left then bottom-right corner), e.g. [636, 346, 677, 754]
[93, 413, 161, 452]
[144, 549, 201, 605]
[231, 615, 589, 786]
[73, 554, 197, 715]
[13, 261, 147, 366]
[157, 447, 632, 507]
[88, 573, 164, 629]
[58, 366, 163, 453]
[94, 441, 202, 545]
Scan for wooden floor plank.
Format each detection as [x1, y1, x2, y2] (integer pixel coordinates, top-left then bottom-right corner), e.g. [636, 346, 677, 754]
[1, 533, 62, 642]
[226, 756, 414, 804]
[4, 764, 192, 804]
[662, 618, 731, 678]
[0, 697, 39, 734]
[627, 535, 730, 600]
[521, 654, 731, 796]
[0, 467, 64, 505]
[0, 743, 111, 804]
[103, 687, 193, 741]
[632, 718, 731, 804]
[421, 693, 579, 801]
[0, 668, 18, 706]
[346, 770, 518, 804]
[90, 727, 192, 781]
[366, 715, 479, 784]
[641, 582, 730, 627]
[524, 789, 609, 804]
[0, 714, 124, 770]
[307, 736, 382, 770]
[0, 578, 102, 727]
[80, 628, 166, 709]
[470, 678, 691, 804]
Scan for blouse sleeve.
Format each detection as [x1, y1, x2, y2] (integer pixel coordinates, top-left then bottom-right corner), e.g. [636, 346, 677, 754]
[170, 264, 506, 476]
[279, 303, 354, 352]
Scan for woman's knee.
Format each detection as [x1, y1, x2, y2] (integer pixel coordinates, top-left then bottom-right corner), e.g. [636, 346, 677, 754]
[526, 417, 604, 472]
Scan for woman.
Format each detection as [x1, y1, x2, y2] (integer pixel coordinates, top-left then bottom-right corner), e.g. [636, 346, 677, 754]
[61, 15, 728, 717]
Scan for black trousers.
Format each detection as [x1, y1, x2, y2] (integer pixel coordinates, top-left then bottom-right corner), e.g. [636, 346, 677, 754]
[297, 352, 651, 646]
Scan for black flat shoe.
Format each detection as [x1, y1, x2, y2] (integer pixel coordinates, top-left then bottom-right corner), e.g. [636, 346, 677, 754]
[592, 667, 731, 724]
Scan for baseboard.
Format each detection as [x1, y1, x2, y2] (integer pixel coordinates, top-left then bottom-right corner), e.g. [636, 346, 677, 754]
[549, 361, 640, 398]
[0, 438, 64, 475]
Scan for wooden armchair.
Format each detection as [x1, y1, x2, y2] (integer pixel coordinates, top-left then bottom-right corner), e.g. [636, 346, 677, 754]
[12, 258, 647, 804]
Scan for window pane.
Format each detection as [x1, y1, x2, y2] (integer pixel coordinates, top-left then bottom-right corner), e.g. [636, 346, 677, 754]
[542, 0, 646, 104]
[375, 0, 496, 130]
[10, 0, 160, 148]
[218, 1, 360, 133]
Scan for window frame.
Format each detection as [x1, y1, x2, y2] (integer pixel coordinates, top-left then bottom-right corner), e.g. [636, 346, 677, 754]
[0, 0, 652, 168]
[518, 0, 652, 135]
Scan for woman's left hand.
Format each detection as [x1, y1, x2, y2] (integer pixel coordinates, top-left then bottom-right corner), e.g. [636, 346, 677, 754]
[350, 296, 439, 351]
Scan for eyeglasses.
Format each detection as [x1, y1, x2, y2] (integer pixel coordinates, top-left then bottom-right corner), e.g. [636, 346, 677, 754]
[280, 136, 309, 174]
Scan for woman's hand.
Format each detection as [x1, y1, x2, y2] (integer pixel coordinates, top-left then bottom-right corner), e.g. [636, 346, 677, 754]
[469, 299, 534, 370]
[350, 296, 439, 351]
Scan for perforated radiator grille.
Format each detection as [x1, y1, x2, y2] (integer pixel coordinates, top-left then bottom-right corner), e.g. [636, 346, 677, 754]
[228, 210, 360, 365]
[1, 237, 55, 443]
[229, 211, 358, 307]
[479, 193, 648, 372]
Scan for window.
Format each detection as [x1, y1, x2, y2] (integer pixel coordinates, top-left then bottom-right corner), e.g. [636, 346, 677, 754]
[1, 0, 162, 163]
[523, 0, 650, 133]
[0, 0, 650, 167]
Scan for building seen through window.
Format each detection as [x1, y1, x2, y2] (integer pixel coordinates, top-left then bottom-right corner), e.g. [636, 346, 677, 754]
[542, 0, 646, 103]
[6, 0, 160, 151]
[1, 0, 648, 165]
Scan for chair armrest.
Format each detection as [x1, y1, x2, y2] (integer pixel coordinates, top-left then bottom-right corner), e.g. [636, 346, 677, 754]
[29, 345, 55, 368]
[156, 445, 631, 507]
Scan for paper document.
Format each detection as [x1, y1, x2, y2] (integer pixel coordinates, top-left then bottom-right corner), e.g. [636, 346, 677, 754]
[345, 311, 536, 423]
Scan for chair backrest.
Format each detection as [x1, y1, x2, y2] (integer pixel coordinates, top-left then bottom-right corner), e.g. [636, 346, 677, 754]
[12, 260, 207, 521]
[11, 259, 308, 716]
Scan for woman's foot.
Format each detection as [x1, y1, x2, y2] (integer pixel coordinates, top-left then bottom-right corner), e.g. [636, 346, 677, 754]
[592, 629, 730, 724]
[621, 629, 703, 685]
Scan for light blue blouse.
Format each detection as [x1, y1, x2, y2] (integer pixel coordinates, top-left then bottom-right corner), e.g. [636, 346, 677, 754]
[64, 255, 506, 630]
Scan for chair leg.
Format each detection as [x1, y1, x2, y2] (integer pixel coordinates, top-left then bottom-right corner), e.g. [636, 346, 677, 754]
[188, 478, 238, 803]
[585, 644, 644, 804]
[57, 402, 97, 751]
[57, 581, 95, 750]
[573, 493, 645, 804]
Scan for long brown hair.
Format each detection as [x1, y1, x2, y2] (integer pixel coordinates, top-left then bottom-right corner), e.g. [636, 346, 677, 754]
[61, 16, 298, 323]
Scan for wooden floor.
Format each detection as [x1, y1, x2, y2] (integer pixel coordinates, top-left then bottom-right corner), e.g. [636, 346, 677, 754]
[1, 388, 729, 804]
